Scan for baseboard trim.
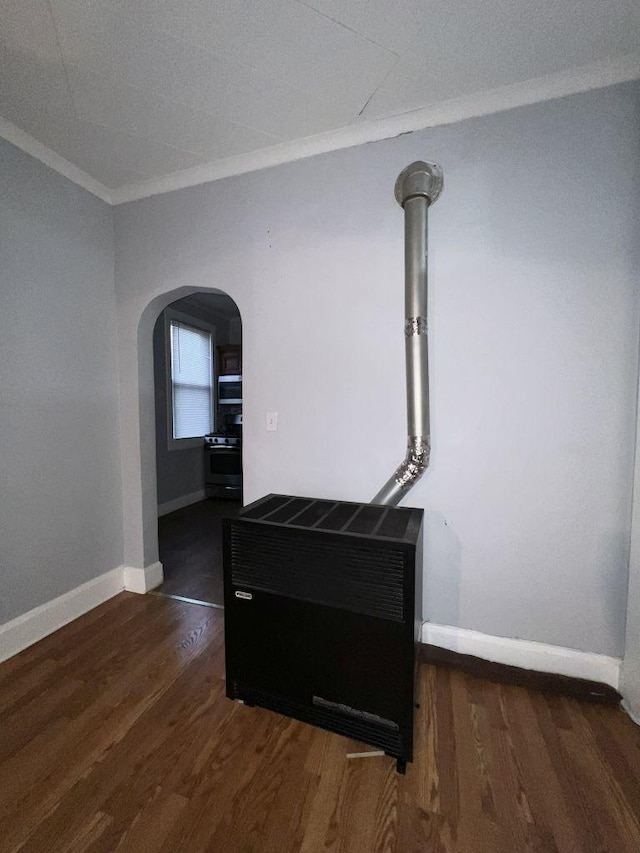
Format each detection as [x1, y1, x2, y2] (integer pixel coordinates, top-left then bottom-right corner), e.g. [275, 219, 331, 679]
[123, 562, 164, 594]
[421, 642, 621, 704]
[0, 568, 124, 664]
[421, 622, 621, 691]
[158, 490, 206, 517]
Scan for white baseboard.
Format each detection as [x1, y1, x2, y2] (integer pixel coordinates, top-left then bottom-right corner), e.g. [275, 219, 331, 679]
[422, 622, 621, 689]
[123, 561, 164, 594]
[0, 568, 124, 664]
[0, 561, 166, 663]
[158, 490, 206, 517]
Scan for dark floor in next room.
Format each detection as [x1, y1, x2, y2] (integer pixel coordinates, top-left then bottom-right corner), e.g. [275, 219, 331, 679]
[156, 499, 240, 606]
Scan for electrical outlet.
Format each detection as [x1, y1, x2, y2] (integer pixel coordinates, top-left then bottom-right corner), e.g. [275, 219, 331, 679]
[266, 412, 278, 431]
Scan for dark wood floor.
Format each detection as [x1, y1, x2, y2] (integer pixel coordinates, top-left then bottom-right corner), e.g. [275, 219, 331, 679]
[1, 592, 640, 853]
[157, 499, 240, 606]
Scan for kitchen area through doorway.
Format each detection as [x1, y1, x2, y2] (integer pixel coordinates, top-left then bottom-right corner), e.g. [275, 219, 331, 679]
[151, 291, 242, 608]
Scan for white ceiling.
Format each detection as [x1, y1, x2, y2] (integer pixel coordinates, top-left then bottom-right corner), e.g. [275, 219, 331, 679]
[1, 0, 639, 203]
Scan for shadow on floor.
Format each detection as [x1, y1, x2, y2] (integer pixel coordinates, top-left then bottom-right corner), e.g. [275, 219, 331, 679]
[156, 498, 240, 606]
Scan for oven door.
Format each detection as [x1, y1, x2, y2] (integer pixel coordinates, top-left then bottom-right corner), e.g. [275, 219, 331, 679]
[205, 446, 242, 499]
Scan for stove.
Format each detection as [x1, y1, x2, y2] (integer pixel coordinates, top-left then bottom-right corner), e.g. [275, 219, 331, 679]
[204, 434, 242, 499]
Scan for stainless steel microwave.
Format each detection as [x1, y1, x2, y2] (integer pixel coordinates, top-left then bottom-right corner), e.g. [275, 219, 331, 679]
[218, 374, 242, 404]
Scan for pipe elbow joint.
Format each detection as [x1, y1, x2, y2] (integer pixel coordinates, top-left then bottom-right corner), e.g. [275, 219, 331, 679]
[394, 436, 430, 491]
[372, 436, 431, 506]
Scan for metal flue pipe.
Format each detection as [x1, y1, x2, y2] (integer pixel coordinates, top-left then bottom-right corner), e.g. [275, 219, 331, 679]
[372, 161, 443, 506]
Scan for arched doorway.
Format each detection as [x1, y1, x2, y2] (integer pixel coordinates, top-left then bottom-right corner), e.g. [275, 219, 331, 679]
[123, 285, 243, 594]
[152, 291, 242, 606]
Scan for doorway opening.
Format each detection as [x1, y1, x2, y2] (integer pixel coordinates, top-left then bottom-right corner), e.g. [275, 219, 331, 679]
[150, 291, 242, 608]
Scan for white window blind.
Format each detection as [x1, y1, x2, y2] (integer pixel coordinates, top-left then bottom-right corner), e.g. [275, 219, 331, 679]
[170, 321, 213, 439]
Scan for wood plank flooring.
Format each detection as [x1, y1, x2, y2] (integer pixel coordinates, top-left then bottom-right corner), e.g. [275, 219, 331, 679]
[157, 499, 239, 606]
[1, 592, 639, 852]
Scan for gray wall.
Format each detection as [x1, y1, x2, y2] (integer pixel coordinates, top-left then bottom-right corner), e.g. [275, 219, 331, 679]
[0, 139, 123, 624]
[116, 82, 640, 659]
[153, 295, 235, 506]
[622, 364, 640, 720]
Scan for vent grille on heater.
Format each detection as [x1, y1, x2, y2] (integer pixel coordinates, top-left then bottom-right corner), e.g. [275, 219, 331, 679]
[232, 682, 403, 755]
[230, 524, 406, 621]
[241, 495, 412, 540]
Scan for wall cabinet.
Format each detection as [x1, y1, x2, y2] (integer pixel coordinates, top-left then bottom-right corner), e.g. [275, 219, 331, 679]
[217, 345, 241, 375]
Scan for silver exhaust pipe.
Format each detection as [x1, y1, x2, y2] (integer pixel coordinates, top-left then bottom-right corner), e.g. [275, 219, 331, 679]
[372, 161, 443, 506]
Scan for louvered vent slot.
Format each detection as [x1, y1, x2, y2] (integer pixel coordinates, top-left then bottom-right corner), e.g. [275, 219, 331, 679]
[289, 500, 337, 527]
[242, 495, 290, 519]
[377, 509, 411, 539]
[230, 524, 405, 621]
[316, 503, 360, 531]
[345, 505, 386, 534]
[232, 682, 403, 756]
[266, 498, 312, 524]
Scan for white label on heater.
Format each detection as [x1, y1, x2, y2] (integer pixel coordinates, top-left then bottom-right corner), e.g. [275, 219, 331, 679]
[235, 590, 253, 600]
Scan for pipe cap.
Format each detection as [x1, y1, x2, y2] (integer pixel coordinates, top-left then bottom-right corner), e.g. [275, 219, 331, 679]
[395, 161, 443, 207]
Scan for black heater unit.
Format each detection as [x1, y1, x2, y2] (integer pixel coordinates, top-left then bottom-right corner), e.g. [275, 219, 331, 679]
[223, 493, 423, 773]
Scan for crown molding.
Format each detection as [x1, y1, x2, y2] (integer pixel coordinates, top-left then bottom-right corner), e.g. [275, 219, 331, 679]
[2, 50, 640, 207]
[0, 116, 113, 204]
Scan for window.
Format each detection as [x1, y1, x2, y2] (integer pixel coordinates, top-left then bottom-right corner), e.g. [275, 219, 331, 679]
[166, 312, 214, 446]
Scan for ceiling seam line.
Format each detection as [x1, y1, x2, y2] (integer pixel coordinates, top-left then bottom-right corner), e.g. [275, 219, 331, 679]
[295, 0, 400, 58]
[358, 59, 400, 117]
[45, 0, 79, 120]
[112, 9, 386, 116]
[46, 2, 372, 134]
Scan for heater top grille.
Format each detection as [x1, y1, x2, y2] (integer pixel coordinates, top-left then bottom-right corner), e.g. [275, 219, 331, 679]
[239, 493, 422, 544]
